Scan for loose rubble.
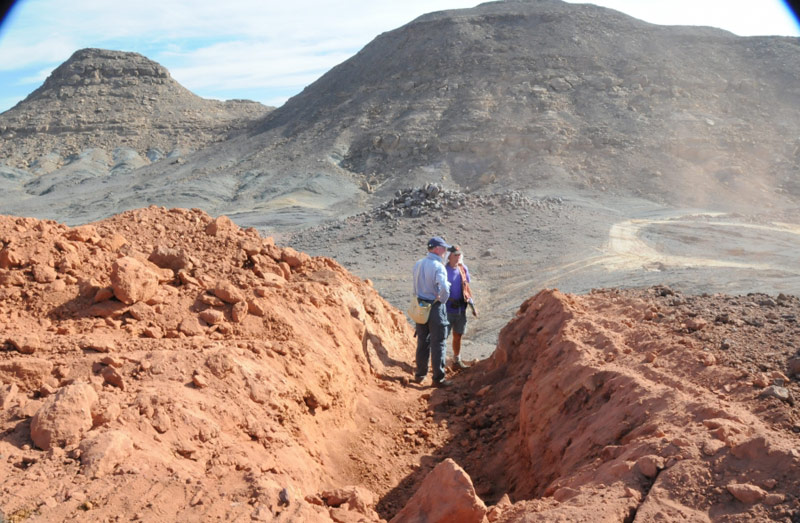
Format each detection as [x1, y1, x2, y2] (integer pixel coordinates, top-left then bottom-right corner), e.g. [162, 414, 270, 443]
[369, 184, 563, 221]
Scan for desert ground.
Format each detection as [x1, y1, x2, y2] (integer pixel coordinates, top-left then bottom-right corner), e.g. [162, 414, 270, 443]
[285, 188, 800, 363]
[1, 1, 800, 521]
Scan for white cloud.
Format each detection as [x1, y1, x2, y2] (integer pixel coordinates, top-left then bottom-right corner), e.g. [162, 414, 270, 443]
[161, 39, 358, 90]
[1, 0, 480, 57]
[0, 37, 77, 71]
[18, 66, 53, 86]
[563, 0, 800, 37]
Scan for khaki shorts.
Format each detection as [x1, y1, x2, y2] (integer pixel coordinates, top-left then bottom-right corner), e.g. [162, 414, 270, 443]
[447, 311, 467, 335]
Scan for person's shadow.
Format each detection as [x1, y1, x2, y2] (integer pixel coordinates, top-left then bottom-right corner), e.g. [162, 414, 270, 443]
[362, 329, 414, 377]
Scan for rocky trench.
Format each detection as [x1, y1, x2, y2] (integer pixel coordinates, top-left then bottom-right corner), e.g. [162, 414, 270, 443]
[1, 208, 798, 522]
[379, 288, 800, 521]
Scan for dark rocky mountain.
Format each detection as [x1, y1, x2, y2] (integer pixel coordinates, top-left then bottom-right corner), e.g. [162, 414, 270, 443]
[0, 48, 270, 175]
[255, 0, 800, 210]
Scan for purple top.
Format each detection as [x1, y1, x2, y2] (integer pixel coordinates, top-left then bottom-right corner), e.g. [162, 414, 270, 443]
[445, 263, 471, 314]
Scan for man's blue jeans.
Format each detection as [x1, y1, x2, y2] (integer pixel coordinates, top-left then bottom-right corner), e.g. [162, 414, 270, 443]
[415, 301, 449, 382]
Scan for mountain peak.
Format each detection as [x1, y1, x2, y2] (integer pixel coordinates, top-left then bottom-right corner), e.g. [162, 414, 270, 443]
[0, 48, 270, 173]
[39, 48, 172, 92]
[27, 48, 180, 106]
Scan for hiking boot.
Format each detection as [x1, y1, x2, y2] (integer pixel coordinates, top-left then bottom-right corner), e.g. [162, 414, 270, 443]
[433, 379, 452, 388]
[453, 358, 467, 369]
[413, 375, 424, 384]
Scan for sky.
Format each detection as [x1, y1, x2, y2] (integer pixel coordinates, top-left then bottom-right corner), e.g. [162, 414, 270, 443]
[0, 0, 798, 114]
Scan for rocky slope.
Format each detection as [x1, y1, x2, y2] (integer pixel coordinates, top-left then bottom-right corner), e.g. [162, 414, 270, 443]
[0, 207, 417, 521]
[0, 48, 270, 176]
[258, 0, 800, 210]
[1, 209, 799, 522]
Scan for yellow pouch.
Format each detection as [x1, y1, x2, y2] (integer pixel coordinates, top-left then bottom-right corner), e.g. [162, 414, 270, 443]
[407, 297, 432, 324]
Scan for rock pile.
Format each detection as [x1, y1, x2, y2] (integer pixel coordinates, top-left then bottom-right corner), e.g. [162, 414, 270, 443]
[371, 185, 562, 221]
[0, 207, 424, 521]
[462, 288, 800, 521]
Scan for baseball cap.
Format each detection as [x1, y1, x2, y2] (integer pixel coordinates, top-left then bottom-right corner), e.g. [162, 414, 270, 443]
[427, 236, 451, 249]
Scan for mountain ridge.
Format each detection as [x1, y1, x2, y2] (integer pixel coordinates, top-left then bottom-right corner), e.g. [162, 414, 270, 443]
[3, 0, 799, 227]
[0, 48, 270, 174]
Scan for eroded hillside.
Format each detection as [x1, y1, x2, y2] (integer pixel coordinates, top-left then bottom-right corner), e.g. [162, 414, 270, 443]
[3, 2, 800, 227]
[1, 209, 799, 522]
[0, 48, 270, 175]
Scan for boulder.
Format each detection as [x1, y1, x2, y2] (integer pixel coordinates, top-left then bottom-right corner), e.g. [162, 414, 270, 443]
[205, 215, 236, 236]
[6, 333, 43, 354]
[0, 246, 23, 268]
[727, 483, 766, 504]
[79, 430, 133, 478]
[99, 233, 128, 252]
[79, 337, 116, 353]
[281, 247, 311, 268]
[110, 256, 159, 305]
[101, 366, 125, 390]
[32, 264, 57, 283]
[148, 244, 192, 272]
[390, 458, 486, 523]
[199, 309, 225, 325]
[213, 280, 245, 304]
[231, 301, 248, 323]
[30, 383, 98, 450]
[247, 298, 268, 317]
[179, 317, 205, 337]
[636, 455, 664, 479]
[66, 225, 99, 243]
[128, 302, 156, 321]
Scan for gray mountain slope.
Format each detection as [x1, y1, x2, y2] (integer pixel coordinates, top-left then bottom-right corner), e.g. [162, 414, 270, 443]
[1, 0, 799, 228]
[253, 0, 800, 211]
[0, 48, 271, 171]
[0, 48, 271, 223]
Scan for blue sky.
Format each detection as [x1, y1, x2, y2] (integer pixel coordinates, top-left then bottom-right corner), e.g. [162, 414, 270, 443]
[0, 0, 798, 113]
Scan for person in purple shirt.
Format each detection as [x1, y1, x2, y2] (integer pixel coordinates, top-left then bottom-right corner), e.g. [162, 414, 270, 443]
[445, 244, 475, 369]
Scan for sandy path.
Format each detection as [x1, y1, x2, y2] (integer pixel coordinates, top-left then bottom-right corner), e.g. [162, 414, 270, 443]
[602, 214, 800, 272]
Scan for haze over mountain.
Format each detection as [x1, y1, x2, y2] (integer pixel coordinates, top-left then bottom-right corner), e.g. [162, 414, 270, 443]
[1, 0, 799, 228]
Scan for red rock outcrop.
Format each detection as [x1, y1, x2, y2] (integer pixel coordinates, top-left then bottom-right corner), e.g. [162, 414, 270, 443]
[451, 289, 800, 522]
[30, 383, 98, 451]
[0, 207, 416, 521]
